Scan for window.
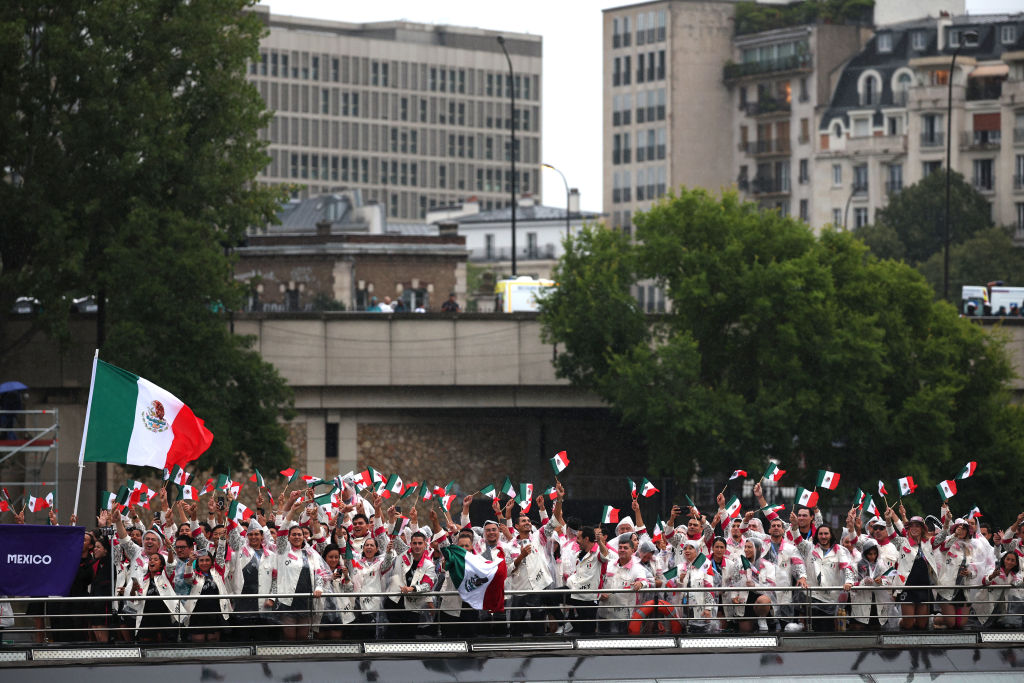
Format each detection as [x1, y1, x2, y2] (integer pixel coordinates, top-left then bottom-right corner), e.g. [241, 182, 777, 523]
[1016, 155, 1024, 189]
[623, 55, 631, 85]
[921, 113, 942, 146]
[798, 159, 808, 183]
[832, 164, 842, 187]
[922, 160, 942, 177]
[853, 164, 868, 193]
[948, 28, 962, 48]
[854, 207, 869, 228]
[1002, 25, 1017, 45]
[973, 158, 994, 192]
[912, 30, 927, 51]
[887, 164, 903, 194]
[800, 118, 810, 144]
[1017, 203, 1024, 237]
[877, 32, 892, 53]
[861, 74, 879, 106]
[485, 234, 495, 260]
[893, 71, 913, 104]
[799, 199, 808, 221]
[832, 208, 842, 226]
[853, 117, 870, 137]
[613, 57, 621, 87]
[887, 115, 903, 136]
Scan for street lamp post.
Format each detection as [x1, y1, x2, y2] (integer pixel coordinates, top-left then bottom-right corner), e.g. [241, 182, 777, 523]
[542, 163, 571, 239]
[497, 36, 517, 276]
[944, 30, 977, 302]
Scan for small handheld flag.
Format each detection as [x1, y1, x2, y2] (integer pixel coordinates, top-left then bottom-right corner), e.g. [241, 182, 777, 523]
[685, 494, 700, 516]
[937, 480, 957, 501]
[878, 480, 888, 497]
[543, 486, 558, 500]
[249, 470, 266, 488]
[550, 450, 569, 476]
[794, 487, 819, 508]
[730, 470, 747, 480]
[897, 476, 917, 496]
[956, 462, 977, 480]
[761, 503, 785, 517]
[723, 495, 742, 521]
[627, 478, 638, 498]
[500, 477, 516, 498]
[601, 505, 620, 524]
[762, 463, 785, 483]
[639, 478, 659, 498]
[816, 470, 840, 490]
[479, 484, 497, 500]
[969, 505, 982, 518]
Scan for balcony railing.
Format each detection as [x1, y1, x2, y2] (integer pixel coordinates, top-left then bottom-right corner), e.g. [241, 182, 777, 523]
[920, 132, 944, 148]
[961, 131, 1002, 150]
[723, 53, 813, 81]
[751, 176, 791, 195]
[742, 98, 791, 117]
[739, 139, 792, 155]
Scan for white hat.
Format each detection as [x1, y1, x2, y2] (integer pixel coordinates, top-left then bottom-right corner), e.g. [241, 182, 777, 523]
[247, 517, 263, 533]
[868, 516, 885, 528]
[615, 515, 634, 532]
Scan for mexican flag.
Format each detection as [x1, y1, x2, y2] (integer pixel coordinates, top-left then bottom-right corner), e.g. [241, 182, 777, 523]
[969, 505, 982, 518]
[878, 480, 888, 497]
[440, 493, 458, 511]
[723, 495, 742, 520]
[601, 505, 620, 524]
[794, 487, 819, 508]
[228, 499, 253, 522]
[401, 482, 420, 499]
[762, 503, 785, 517]
[440, 544, 506, 611]
[280, 467, 301, 484]
[956, 462, 977, 480]
[762, 462, 785, 483]
[115, 485, 132, 506]
[479, 484, 497, 499]
[28, 492, 53, 512]
[816, 470, 840, 490]
[500, 477, 516, 498]
[419, 484, 433, 502]
[550, 450, 569, 476]
[301, 475, 324, 487]
[862, 493, 879, 515]
[384, 474, 403, 498]
[627, 478, 638, 498]
[99, 490, 117, 511]
[662, 565, 678, 581]
[730, 470, 747, 480]
[180, 485, 198, 501]
[79, 359, 213, 471]
[937, 479, 957, 501]
[651, 515, 664, 541]
[692, 552, 714, 576]
[898, 476, 917, 496]
[249, 470, 265, 488]
[853, 488, 866, 510]
[164, 465, 189, 486]
[199, 478, 215, 496]
[543, 486, 558, 500]
[640, 478, 659, 498]
[517, 483, 533, 508]
[685, 494, 700, 516]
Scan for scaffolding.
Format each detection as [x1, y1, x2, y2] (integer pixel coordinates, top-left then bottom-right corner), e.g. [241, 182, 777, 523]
[0, 409, 60, 511]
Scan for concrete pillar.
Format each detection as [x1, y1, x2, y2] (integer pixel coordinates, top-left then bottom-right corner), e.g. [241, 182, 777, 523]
[306, 412, 326, 478]
[338, 412, 359, 475]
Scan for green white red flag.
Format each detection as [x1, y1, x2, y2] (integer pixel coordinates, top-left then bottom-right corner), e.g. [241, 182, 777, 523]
[762, 463, 785, 483]
[878, 480, 888, 497]
[627, 478, 638, 498]
[517, 483, 533, 512]
[180, 485, 198, 501]
[937, 480, 957, 501]
[730, 470, 747, 480]
[794, 487, 819, 508]
[898, 476, 917, 496]
[543, 486, 558, 500]
[816, 470, 840, 490]
[440, 544, 506, 611]
[228, 499, 252, 522]
[549, 450, 569, 476]
[685, 494, 700, 516]
[280, 468, 300, 484]
[500, 477, 516, 498]
[602, 505, 620, 524]
[79, 359, 213, 471]
[384, 474, 403, 498]
[723, 495, 741, 520]
[28, 492, 53, 512]
[639, 478, 659, 498]
[248, 470, 265, 488]
[956, 462, 977, 480]
[762, 503, 785, 517]
[862, 493, 879, 515]
[479, 484, 497, 499]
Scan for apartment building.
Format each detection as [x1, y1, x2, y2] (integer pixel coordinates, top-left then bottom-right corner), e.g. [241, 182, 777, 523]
[726, 23, 867, 222]
[817, 14, 1024, 234]
[247, 6, 542, 223]
[603, 1, 738, 237]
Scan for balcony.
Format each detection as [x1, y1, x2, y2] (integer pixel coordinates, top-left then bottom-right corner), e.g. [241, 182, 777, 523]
[751, 176, 791, 196]
[961, 130, 1001, 151]
[843, 134, 907, 155]
[739, 139, 792, 156]
[742, 98, 791, 117]
[920, 132, 944, 148]
[723, 53, 813, 82]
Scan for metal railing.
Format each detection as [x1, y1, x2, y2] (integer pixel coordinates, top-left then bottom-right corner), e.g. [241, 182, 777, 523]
[1, 583, 1016, 645]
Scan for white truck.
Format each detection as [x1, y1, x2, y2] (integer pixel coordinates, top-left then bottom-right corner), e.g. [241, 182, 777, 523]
[493, 276, 557, 313]
[961, 282, 1024, 316]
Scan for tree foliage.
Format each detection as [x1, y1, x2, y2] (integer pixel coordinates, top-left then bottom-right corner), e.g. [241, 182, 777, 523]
[541, 188, 1024, 513]
[734, 0, 874, 36]
[859, 170, 993, 266]
[0, 0, 294, 474]
[917, 227, 1024, 302]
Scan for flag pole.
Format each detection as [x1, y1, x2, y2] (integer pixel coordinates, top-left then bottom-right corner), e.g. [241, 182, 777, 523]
[73, 349, 100, 518]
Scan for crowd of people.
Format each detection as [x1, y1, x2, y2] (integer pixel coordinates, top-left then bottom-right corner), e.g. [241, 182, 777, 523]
[3, 477, 1023, 643]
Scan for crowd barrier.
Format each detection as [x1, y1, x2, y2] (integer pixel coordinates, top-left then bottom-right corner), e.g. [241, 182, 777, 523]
[2, 583, 1020, 643]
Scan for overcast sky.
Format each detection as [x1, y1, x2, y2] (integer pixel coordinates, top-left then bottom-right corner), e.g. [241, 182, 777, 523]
[260, 1, 1022, 212]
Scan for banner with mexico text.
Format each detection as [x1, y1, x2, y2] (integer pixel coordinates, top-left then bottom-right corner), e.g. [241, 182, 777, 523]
[0, 524, 84, 596]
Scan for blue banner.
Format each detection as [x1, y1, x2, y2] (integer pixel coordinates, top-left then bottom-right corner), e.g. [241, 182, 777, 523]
[0, 524, 84, 596]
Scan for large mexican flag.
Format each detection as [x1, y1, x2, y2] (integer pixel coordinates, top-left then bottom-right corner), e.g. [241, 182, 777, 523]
[79, 359, 213, 471]
[440, 544, 506, 612]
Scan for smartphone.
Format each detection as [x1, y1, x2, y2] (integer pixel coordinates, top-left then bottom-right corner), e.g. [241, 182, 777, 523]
[395, 505, 402, 514]
[217, 497, 225, 510]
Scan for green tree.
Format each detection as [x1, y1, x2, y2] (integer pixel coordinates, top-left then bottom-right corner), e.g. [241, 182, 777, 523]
[917, 226, 1024, 305]
[541, 188, 1024, 510]
[858, 170, 992, 266]
[0, 1, 294, 475]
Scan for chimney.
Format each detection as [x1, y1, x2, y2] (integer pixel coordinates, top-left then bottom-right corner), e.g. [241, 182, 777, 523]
[568, 188, 580, 216]
[438, 221, 459, 237]
[315, 219, 331, 237]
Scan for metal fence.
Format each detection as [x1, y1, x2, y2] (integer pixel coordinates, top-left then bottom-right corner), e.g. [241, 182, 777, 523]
[2, 583, 1020, 644]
